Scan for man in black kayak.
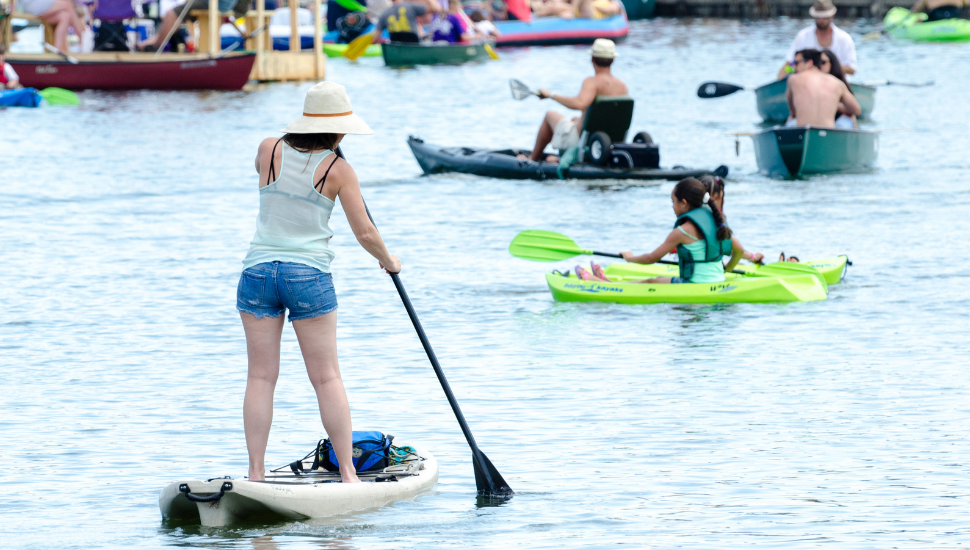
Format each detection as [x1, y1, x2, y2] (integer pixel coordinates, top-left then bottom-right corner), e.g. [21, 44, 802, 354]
[910, 0, 967, 21]
[369, 0, 442, 43]
[520, 39, 628, 163]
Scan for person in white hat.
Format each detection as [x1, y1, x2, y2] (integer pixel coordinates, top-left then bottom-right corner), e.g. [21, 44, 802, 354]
[520, 38, 628, 163]
[777, 0, 857, 79]
[237, 81, 400, 484]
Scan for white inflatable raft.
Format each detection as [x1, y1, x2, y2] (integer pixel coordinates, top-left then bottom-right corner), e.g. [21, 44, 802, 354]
[159, 446, 437, 527]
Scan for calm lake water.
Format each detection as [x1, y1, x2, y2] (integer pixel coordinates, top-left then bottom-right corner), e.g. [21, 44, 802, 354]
[2, 17, 969, 549]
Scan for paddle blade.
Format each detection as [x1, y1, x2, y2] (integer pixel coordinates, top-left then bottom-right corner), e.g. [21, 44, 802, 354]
[509, 78, 535, 100]
[509, 230, 586, 262]
[343, 33, 374, 61]
[472, 449, 513, 497]
[39, 87, 79, 106]
[334, 0, 367, 11]
[697, 81, 745, 99]
[484, 43, 499, 60]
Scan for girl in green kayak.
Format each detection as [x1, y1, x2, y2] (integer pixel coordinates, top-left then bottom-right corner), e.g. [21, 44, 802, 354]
[579, 177, 743, 283]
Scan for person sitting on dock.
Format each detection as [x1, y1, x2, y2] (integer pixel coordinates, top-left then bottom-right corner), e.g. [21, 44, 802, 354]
[136, 0, 247, 52]
[0, 46, 23, 90]
[371, 0, 442, 43]
[519, 38, 627, 163]
[785, 48, 861, 129]
[820, 49, 857, 129]
[909, 0, 967, 21]
[777, 0, 857, 79]
[11, 0, 89, 53]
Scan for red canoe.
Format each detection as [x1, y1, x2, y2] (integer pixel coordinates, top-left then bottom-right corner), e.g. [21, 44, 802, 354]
[7, 51, 255, 91]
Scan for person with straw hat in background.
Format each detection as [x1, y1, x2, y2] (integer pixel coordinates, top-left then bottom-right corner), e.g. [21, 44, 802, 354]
[519, 38, 628, 163]
[239, 82, 400, 483]
[777, 0, 858, 79]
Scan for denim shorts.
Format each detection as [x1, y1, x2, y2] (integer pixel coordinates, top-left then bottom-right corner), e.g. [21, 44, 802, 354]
[236, 262, 337, 321]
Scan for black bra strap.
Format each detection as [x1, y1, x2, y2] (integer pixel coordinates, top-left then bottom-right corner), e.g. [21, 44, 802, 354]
[266, 138, 282, 186]
[314, 153, 339, 193]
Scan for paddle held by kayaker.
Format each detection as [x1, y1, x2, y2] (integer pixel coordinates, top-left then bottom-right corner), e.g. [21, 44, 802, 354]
[777, 0, 857, 79]
[909, 0, 967, 21]
[578, 178, 743, 284]
[239, 82, 400, 484]
[785, 49, 860, 129]
[519, 38, 627, 163]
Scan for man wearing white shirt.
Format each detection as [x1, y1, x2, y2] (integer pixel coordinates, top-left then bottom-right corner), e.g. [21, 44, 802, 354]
[777, 0, 857, 79]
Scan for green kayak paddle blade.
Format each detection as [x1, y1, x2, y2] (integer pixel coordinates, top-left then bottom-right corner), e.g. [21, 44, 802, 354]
[509, 229, 588, 262]
[39, 87, 80, 106]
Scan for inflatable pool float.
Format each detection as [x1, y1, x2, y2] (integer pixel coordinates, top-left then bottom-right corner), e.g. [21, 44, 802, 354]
[494, 14, 628, 46]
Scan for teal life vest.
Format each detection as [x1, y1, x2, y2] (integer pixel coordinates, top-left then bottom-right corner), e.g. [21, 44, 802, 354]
[674, 206, 732, 280]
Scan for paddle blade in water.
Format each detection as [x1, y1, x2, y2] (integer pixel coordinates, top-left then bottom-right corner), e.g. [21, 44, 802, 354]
[509, 78, 535, 100]
[472, 448, 513, 497]
[343, 33, 373, 61]
[484, 43, 499, 60]
[509, 230, 586, 261]
[697, 82, 745, 99]
[38, 87, 79, 106]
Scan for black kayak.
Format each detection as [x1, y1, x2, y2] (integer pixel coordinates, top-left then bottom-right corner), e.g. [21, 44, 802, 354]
[407, 136, 728, 182]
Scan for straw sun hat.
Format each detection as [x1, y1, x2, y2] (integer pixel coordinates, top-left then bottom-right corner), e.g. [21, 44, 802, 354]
[808, 0, 837, 18]
[282, 81, 373, 135]
[589, 38, 618, 59]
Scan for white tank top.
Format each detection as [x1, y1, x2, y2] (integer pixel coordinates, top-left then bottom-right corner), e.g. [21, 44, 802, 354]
[242, 142, 337, 273]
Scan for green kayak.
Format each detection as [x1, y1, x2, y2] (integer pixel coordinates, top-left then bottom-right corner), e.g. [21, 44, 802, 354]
[754, 77, 876, 123]
[545, 271, 827, 304]
[884, 7, 970, 41]
[382, 42, 492, 67]
[323, 43, 382, 58]
[751, 126, 879, 178]
[603, 256, 850, 286]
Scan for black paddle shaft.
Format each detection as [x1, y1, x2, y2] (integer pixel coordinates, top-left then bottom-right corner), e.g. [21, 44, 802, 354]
[335, 147, 513, 497]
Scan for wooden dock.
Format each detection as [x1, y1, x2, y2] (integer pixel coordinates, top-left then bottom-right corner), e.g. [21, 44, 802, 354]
[653, 0, 967, 18]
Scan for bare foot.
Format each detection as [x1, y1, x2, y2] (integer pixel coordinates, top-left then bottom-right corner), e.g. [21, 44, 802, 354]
[545, 155, 559, 163]
[516, 154, 529, 161]
[340, 466, 360, 483]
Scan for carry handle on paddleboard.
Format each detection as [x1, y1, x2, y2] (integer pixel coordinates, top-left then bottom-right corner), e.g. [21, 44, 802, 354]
[335, 147, 513, 498]
[179, 481, 232, 503]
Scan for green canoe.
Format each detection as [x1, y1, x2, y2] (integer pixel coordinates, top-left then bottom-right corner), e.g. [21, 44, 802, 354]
[751, 126, 879, 178]
[754, 77, 876, 123]
[323, 43, 382, 58]
[545, 271, 827, 304]
[604, 256, 850, 286]
[382, 42, 492, 67]
[884, 7, 970, 41]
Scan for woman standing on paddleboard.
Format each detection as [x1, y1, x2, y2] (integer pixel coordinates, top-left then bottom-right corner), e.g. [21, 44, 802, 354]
[238, 82, 400, 483]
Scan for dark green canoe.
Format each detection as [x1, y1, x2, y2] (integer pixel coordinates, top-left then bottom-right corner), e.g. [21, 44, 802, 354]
[751, 126, 879, 178]
[754, 77, 876, 123]
[382, 42, 492, 67]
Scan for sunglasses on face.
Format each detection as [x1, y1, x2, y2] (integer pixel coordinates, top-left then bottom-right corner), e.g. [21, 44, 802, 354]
[793, 58, 806, 65]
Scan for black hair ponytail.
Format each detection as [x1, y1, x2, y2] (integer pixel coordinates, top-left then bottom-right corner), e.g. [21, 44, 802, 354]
[674, 177, 732, 241]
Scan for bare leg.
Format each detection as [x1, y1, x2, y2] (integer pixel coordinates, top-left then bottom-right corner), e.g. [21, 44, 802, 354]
[571, 0, 596, 18]
[241, 312, 285, 481]
[42, 1, 88, 52]
[139, 9, 179, 49]
[525, 110, 564, 162]
[292, 312, 359, 483]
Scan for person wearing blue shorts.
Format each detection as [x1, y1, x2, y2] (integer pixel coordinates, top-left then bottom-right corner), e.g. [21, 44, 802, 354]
[238, 82, 400, 483]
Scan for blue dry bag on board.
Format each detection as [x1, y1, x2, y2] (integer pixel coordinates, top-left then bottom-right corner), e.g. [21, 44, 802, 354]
[316, 431, 393, 473]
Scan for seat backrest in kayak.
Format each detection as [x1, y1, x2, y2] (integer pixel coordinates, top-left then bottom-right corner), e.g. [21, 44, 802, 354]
[581, 95, 634, 144]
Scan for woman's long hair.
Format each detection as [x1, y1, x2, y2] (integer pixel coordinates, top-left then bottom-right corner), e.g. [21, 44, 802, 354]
[822, 49, 850, 88]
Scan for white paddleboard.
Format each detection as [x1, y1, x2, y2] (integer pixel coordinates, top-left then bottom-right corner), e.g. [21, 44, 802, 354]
[159, 446, 437, 527]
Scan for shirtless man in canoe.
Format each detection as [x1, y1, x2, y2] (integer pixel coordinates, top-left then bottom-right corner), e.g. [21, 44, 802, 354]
[910, 0, 967, 21]
[521, 39, 628, 163]
[785, 48, 861, 129]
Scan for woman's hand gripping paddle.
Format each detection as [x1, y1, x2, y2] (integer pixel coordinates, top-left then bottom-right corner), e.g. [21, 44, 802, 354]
[696, 82, 752, 99]
[336, 147, 513, 499]
[509, 230, 827, 287]
[509, 78, 540, 100]
[343, 32, 375, 61]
